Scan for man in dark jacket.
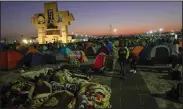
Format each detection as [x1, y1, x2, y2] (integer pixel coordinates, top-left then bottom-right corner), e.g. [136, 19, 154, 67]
[118, 42, 129, 78]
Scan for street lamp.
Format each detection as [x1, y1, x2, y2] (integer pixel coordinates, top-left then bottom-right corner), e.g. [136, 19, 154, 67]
[113, 29, 117, 32]
[159, 28, 163, 32]
[159, 28, 163, 36]
[149, 30, 153, 34]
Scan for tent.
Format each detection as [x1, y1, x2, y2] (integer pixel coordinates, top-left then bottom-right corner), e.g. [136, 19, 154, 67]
[80, 51, 88, 63]
[42, 50, 56, 64]
[138, 44, 170, 65]
[0, 43, 6, 51]
[179, 40, 182, 47]
[60, 47, 72, 57]
[132, 46, 144, 56]
[26, 47, 40, 54]
[93, 52, 106, 69]
[55, 52, 66, 62]
[39, 45, 48, 51]
[18, 47, 29, 55]
[85, 46, 97, 56]
[86, 42, 93, 48]
[16, 45, 26, 51]
[94, 45, 101, 52]
[20, 48, 45, 67]
[22, 52, 45, 67]
[71, 50, 88, 63]
[150, 45, 170, 64]
[97, 46, 110, 55]
[0, 50, 23, 70]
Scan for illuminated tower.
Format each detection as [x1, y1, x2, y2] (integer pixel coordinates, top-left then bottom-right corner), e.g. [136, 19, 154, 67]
[31, 2, 74, 44]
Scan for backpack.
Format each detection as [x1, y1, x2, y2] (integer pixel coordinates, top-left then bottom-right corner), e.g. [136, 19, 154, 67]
[118, 47, 128, 61]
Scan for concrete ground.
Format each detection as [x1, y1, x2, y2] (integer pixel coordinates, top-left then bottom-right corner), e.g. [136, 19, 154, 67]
[0, 58, 182, 109]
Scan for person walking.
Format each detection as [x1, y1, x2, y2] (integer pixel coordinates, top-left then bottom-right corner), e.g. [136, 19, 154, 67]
[118, 42, 129, 79]
[129, 51, 140, 73]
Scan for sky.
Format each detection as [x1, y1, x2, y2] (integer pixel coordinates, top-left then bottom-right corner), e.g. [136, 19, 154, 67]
[0, 1, 182, 40]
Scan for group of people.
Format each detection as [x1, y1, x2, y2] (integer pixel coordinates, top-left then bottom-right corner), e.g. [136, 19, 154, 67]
[117, 39, 182, 79]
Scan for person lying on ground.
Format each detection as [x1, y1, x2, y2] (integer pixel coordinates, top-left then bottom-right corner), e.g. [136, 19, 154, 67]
[28, 75, 52, 100]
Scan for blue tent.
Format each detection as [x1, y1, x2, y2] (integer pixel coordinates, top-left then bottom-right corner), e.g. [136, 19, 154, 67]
[0, 43, 5, 51]
[21, 53, 45, 67]
[60, 47, 72, 57]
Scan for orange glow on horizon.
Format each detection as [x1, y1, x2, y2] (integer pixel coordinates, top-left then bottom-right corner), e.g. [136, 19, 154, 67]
[69, 25, 181, 35]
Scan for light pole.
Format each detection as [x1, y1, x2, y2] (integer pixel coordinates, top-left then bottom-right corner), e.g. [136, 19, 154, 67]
[159, 28, 163, 37]
[149, 30, 153, 36]
[109, 25, 112, 36]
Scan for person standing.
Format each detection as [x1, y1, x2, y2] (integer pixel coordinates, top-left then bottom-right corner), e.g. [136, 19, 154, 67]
[118, 42, 129, 78]
[170, 40, 180, 69]
[129, 52, 140, 73]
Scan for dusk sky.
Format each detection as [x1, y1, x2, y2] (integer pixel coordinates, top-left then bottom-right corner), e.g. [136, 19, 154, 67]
[1, 1, 182, 40]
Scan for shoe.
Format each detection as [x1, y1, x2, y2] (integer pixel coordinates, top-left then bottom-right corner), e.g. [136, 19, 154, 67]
[133, 70, 136, 73]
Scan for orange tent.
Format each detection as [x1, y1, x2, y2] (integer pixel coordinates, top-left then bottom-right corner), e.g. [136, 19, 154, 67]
[132, 46, 144, 56]
[179, 41, 182, 47]
[26, 47, 40, 54]
[17, 45, 26, 51]
[0, 50, 23, 70]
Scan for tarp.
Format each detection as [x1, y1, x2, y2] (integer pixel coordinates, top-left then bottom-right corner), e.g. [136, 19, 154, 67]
[0, 50, 23, 70]
[132, 46, 144, 56]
